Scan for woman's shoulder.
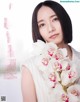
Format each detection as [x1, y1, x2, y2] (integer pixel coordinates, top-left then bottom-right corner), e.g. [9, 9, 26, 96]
[72, 47, 80, 59]
[22, 55, 38, 68]
[20, 55, 39, 80]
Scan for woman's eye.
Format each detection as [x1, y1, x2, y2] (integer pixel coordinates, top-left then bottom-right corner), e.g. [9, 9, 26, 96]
[52, 17, 59, 22]
[39, 23, 45, 28]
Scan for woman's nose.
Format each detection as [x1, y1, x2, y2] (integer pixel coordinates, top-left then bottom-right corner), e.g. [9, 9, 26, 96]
[48, 22, 55, 33]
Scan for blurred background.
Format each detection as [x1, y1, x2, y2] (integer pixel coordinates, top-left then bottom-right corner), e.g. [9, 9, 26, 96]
[0, 0, 80, 102]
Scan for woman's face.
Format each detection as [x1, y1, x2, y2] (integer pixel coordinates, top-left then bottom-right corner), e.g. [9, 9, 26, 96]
[37, 6, 64, 46]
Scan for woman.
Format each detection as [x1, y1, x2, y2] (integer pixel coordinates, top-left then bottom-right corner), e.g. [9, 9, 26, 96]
[21, 0, 80, 102]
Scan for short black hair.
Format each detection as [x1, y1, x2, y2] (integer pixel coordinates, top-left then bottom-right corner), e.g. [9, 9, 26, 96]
[32, 0, 72, 43]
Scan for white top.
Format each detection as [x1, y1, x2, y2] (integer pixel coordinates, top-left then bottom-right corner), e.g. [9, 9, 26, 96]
[22, 41, 80, 102]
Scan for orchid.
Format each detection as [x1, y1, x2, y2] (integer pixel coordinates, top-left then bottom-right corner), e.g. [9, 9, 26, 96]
[33, 40, 80, 102]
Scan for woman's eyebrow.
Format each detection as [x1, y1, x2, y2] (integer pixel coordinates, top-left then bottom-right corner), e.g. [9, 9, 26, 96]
[50, 14, 57, 18]
[38, 19, 44, 24]
[38, 15, 57, 24]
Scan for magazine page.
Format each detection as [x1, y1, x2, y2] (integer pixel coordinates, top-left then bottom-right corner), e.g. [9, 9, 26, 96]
[0, 0, 80, 102]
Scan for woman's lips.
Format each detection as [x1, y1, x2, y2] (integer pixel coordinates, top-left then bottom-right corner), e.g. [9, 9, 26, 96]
[49, 34, 59, 39]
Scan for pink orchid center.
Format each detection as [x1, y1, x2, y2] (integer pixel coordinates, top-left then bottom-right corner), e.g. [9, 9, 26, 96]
[48, 48, 55, 56]
[68, 71, 76, 78]
[49, 72, 56, 82]
[71, 89, 80, 96]
[66, 64, 70, 70]
[61, 94, 69, 102]
[54, 62, 62, 70]
[42, 58, 49, 66]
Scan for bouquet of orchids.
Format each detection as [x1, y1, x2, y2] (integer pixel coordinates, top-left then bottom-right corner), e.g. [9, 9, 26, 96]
[33, 40, 80, 102]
